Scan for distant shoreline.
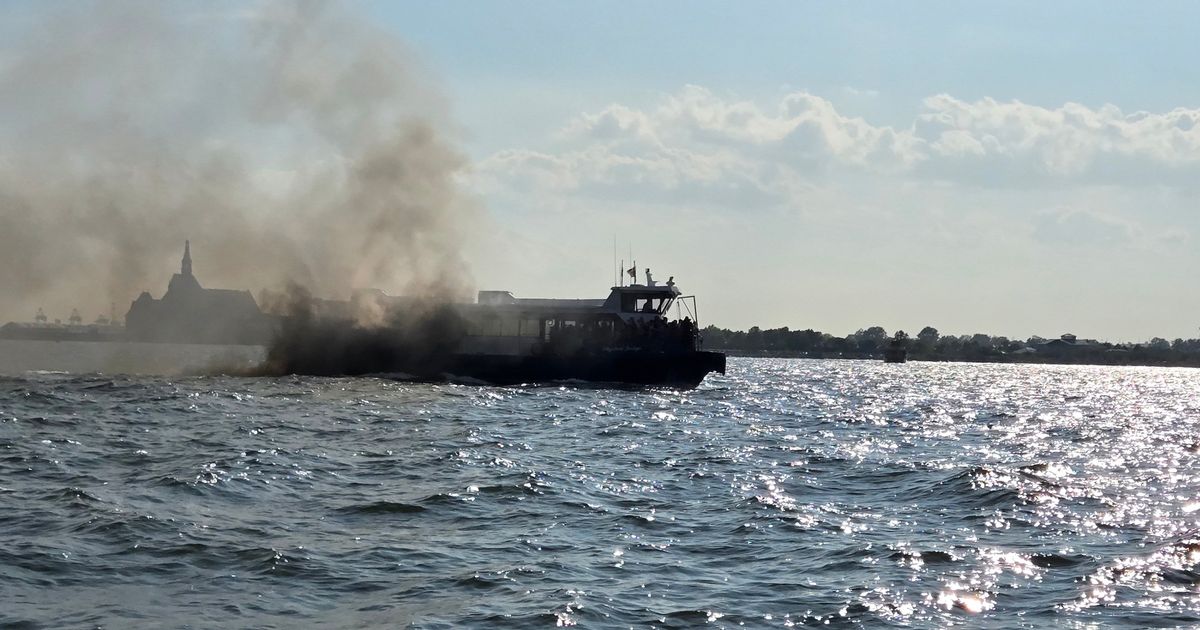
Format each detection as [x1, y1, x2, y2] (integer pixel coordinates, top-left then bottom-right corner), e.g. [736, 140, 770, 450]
[710, 349, 1200, 368]
[701, 323, 1200, 369]
[0, 338, 266, 376]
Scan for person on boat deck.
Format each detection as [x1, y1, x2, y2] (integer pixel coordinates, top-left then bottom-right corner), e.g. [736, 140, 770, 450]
[642, 300, 655, 313]
[683, 317, 695, 343]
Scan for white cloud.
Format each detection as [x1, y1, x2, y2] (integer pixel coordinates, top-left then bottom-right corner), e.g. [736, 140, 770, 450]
[1033, 207, 1141, 247]
[467, 86, 1200, 340]
[478, 86, 1200, 206]
[916, 95, 1200, 184]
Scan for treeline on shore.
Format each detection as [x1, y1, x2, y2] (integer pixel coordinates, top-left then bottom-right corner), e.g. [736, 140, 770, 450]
[700, 324, 1200, 367]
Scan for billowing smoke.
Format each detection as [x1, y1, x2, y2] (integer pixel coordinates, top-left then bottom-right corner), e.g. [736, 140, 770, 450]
[252, 283, 468, 377]
[0, 1, 478, 327]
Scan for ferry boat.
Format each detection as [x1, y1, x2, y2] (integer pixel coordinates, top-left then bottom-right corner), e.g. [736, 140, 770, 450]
[266, 274, 725, 387]
[445, 275, 726, 387]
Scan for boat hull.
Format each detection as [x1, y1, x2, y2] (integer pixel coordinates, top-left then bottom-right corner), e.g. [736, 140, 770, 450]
[433, 350, 726, 387]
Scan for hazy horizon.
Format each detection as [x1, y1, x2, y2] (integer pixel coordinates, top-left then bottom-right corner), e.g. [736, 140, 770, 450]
[3, 1, 1199, 343]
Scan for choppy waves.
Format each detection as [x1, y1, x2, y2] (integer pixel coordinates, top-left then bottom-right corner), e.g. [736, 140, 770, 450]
[3, 360, 1200, 627]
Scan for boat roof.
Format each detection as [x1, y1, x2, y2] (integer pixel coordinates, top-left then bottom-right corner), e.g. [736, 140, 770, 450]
[613, 283, 679, 292]
[469, 295, 607, 315]
[508, 298, 607, 308]
[470, 282, 684, 320]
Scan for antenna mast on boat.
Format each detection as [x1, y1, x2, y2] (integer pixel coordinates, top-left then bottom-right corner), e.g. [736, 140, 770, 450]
[628, 244, 633, 285]
[613, 235, 618, 287]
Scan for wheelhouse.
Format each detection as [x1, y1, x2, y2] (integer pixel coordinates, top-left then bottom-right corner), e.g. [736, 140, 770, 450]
[602, 284, 681, 322]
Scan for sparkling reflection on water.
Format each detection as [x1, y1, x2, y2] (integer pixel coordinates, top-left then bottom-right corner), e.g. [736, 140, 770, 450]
[2, 358, 1200, 627]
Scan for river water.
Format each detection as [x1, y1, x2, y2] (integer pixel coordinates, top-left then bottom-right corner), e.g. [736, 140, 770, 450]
[2, 358, 1199, 628]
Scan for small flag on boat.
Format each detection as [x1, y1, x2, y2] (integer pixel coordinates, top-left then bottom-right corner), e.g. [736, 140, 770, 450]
[627, 266, 636, 278]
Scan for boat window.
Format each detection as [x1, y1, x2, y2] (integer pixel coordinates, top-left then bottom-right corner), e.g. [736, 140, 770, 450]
[470, 315, 504, 336]
[521, 319, 540, 337]
[563, 320, 576, 327]
[622, 295, 665, 313]
[633, 298, 664, 313]
[501, 318, 520, 337]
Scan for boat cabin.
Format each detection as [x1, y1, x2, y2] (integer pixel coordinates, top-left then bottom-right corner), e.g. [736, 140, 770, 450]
[458, 281, 696, 357]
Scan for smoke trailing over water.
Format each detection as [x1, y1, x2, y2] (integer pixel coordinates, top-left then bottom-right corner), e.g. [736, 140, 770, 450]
[0, 1, 478, 327]
[252, 283, 469, 377]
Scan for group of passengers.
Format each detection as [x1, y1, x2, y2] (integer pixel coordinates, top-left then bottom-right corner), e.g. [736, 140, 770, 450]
[544, 316, 698, 352]
[620, 316, 697, 351]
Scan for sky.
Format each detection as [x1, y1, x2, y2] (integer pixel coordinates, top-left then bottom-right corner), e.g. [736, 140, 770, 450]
[3, 1, 1200, 342]
[376, 1, 1200, 343]
[349, 0, 1200, 341]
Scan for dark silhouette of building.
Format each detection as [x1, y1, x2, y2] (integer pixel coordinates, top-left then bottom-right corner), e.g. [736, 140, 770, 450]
[125, 241, 274, 345]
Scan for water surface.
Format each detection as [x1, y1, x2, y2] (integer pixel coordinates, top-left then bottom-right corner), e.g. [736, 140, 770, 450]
[3, 359, 1199, 627]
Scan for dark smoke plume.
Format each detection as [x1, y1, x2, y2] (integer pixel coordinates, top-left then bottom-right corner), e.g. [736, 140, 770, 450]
[252, 284, 468, 377]
[0, 1, 478, 328]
